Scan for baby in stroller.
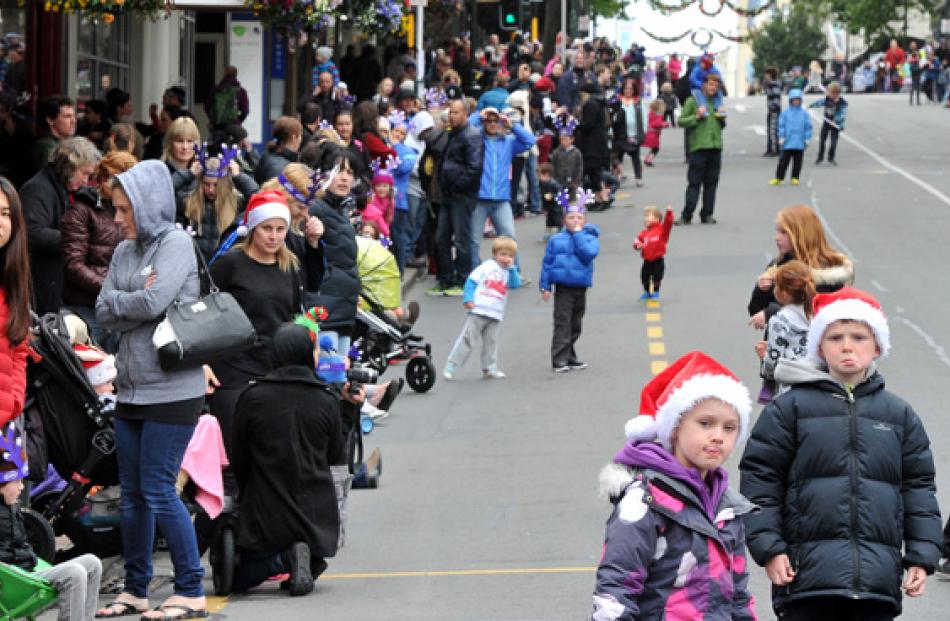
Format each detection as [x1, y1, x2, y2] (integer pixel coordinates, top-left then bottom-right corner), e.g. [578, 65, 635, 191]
[0, 422, 103, 621]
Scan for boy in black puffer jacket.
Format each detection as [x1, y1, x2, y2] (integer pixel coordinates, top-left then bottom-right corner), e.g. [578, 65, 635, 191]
[740, 288, 942, 621]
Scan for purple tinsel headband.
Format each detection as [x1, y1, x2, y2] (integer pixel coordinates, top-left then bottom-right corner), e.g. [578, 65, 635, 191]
[424, 88, 448, 109]
[554, 115, 579, 137]
[0, 423, 28, 483]
[556, 188, 595, 214]
[193, 142, 240, 179]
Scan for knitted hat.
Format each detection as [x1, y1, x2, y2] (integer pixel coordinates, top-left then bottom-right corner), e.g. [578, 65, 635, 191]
[806, 288, 890, 362]
[0, 422, 28, 482]
[624, 351, 751, 450]
[74, 344, 117, 387]
[700, 52, 714, 67]
[236, 191, 290, 237]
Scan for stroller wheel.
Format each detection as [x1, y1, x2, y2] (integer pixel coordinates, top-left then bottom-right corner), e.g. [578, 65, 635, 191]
[211, 527, 236, 596]
[405, 357, 436, 393]
[22, 508, 56, 563]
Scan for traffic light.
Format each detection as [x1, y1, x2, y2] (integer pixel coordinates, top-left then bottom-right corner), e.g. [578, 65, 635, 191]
[499, 0, 519, 31]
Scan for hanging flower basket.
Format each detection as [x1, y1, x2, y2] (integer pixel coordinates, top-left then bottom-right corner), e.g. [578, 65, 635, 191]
[246, 0, 344, 37]
[37, 0, 170, 22]
[353, 0, 407, 35]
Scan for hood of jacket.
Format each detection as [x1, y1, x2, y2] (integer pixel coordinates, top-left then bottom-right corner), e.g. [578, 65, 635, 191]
[773, 356, 880, 392]
[788, 88, 803, 101]
[115, 160, 177, 245]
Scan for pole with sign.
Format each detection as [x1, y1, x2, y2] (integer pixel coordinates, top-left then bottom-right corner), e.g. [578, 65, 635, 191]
[559, 0, 566, 56]
[411, 0, 426, 96]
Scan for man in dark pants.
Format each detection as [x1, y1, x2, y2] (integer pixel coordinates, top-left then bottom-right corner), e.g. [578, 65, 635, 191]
[676, 73, 725, 225]
[430, 99, 483, 296]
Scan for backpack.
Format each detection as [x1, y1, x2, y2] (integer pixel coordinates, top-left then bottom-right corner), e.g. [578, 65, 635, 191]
[208, 84, 240, 128]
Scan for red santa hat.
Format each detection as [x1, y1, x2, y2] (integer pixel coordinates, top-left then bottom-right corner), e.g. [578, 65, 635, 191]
[236, 191, 291, 237]
[624, 351, 751, 450]
[806, 287, 890, 362]
[74, 344, 117, 387]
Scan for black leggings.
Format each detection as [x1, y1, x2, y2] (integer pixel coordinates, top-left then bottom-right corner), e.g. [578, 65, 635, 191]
[616, 147, 642, 180]
[776, 149, 803, 180]
[641, 258, 665, 292]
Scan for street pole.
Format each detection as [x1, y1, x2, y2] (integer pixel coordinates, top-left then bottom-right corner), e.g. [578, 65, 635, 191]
[561, 0, 567, 46]
[417, 2, 425, 96]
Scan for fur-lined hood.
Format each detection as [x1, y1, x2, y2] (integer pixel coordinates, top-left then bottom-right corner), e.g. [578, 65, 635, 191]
[811, 258, 854, 289]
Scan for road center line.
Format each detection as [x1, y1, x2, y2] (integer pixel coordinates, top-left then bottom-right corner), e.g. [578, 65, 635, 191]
[321, 566, 596, 580]
[807, 110, 950, 208]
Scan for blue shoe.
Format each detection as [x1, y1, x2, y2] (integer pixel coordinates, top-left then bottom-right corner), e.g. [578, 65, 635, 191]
[650, 292, 661, 300]
[639, 292, 651, 301]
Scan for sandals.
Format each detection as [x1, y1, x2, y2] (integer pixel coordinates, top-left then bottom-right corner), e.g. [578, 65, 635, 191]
[96, 602, 147, 618]
[140, 604, 209, 621]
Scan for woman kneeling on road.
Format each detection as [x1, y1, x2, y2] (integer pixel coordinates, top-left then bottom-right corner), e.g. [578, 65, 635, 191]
[228, 323, 345, 596]
[95, 160, 208, 620]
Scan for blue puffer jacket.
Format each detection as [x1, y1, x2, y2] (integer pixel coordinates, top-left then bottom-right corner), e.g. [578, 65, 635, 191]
[778, 89, 812, 151]
[392, 142, 417, 212]
[468, 114, 536, 201]
[539, 224, 600, 291]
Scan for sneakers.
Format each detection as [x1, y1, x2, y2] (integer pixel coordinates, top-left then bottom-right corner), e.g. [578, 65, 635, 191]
[815, 157, 823, 165]
[281, 542, 314, 596]
[791, 178, 800, 185]
[442, 363, 455, 380]
[673, 217, 692, 226]
[443, 286, 464, 297]
[937, 558, 950, 576]
[426, 286, 448, 297]
[519, 276, 533, 287]
[768, 178, 782, 185]
[829, 160, 838, 166]
[700, 217, 717, 224]
[639, 292, 651, 301]
[649, 292, 661, 300]
[553, 364, 571, 373]
[483, 369, 506, 379]
[366, 404, 390, 422]
[406, 301, 420, 325]
[567, 360, 588, 370]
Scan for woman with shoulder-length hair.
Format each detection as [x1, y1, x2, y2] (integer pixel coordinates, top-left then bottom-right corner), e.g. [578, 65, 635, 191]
[352, 101, 395, 162]
[94, 159, 208, 620]
[0, 176, 33, 428]
[20, 136, 101, 315]
[162, 116, 201, 193]
[255, 116, 302, 184]
[206, 190, 302, 459]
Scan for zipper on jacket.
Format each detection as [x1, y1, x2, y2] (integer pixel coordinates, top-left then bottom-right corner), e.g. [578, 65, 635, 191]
[846, 389, 861, 597]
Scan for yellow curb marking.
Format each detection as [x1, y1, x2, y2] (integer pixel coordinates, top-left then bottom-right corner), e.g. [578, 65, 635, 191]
[649, 342, 666, 356]
[647, 326, 663, 339]
[322, 567, 596, 580]
[206, 596, 229, 613]
[645, 312, 661, 322]
[651, 360, 669, 375]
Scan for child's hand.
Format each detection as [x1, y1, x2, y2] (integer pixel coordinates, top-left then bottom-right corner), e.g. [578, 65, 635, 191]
[765, 554, 796, 586]
[755, 340, 767, 360]
[757, 271, 774, 291]
[666, 205, 673, 214]
[542, 290, 551, 302]
[464, 301, 474, 310]
[633, 241, 643, 250]
[903, 566, 927, 597]
[748, 311, 767, 330]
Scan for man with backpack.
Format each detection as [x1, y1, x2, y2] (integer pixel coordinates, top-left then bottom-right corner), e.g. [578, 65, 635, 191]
[205, 66, 249, 140]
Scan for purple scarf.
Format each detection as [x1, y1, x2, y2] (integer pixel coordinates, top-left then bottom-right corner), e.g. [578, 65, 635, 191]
[613, 441, 728, 520]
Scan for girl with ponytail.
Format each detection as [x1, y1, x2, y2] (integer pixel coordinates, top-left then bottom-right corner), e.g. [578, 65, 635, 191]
[756, 260, 816, 397]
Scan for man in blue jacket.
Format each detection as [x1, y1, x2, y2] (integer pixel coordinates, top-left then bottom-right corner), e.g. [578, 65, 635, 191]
[468, 106, 536, 278]
[431, 99, 484, 296]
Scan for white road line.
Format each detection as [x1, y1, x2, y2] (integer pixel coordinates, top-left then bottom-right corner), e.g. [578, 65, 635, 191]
[870, 280, 889, 293]
[743, 124, 766, 136]
[807, 111, 950, 208]
[891, 316, 950, 370]
[734, 104, 749, 113]
[810, 188, 858, 262]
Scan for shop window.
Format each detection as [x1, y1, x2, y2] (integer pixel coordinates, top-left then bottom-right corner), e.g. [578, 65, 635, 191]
[0, 1, 28, 101]
[76, 15, 130, 104]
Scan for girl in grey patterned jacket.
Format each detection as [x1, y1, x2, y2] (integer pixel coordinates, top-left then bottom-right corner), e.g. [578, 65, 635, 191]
[758, 261, 815, 395]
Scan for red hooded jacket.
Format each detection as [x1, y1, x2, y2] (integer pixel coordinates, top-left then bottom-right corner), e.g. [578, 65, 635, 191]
[633, 209, 674, 262]
[0, 291, 29, 426]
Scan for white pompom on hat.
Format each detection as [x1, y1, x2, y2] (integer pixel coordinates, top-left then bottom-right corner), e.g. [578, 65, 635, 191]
[806, 287, 890, 363]
[236, 190, 291, 237]
[74, 344, 117, 387]
[624, 351, 751, 450]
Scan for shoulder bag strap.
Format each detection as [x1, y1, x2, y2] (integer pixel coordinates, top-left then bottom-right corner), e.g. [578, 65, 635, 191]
[190, 236, 219, 294]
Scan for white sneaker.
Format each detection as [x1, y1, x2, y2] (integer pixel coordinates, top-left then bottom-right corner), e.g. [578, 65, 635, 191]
[443, 365, 455, 380]
[483, 369, 506, 379]
[364, 403, 390, 421]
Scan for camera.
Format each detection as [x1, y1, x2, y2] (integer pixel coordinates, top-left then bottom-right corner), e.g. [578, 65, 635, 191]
[346, 365, 378, 398]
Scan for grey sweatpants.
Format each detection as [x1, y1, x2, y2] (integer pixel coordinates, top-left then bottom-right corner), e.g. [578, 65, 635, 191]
[447, 313, 500, 372]
[37, 553, 102, 621]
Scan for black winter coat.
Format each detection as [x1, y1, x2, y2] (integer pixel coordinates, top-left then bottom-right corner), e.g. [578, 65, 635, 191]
[307, 192, 359, 331]
[21, 166, 70, 315]
[575, 94, 609, 168]
[255, 147, 298, 184]
[437, 123, 483, 197]
[0, 503, 37, 571]
[740, 365, 942, 613]
[232, 365, 344, 560]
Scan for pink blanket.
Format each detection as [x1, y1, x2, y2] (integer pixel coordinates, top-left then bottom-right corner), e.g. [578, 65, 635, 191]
[181, 414, 229, 519]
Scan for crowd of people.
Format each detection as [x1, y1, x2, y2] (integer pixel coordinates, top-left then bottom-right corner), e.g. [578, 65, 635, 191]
[0, 26, 945, 621]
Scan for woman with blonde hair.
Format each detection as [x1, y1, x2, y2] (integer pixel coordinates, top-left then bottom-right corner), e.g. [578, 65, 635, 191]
[162, 116, 201, 192]
[748, 203, 853, 329]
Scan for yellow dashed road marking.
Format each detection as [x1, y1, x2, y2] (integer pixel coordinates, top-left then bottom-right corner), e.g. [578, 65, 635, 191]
[648, 342, 666, 356]
[651, 360, 669, 375]
[645, 312, 661, 322]
[647, 326, 663, 339]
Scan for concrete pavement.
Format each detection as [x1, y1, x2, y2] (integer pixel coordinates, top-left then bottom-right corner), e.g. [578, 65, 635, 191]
[85, 94, 950, 620]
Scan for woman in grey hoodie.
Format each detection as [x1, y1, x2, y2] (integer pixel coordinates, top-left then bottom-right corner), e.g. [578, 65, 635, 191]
[95, 160, 208, 620]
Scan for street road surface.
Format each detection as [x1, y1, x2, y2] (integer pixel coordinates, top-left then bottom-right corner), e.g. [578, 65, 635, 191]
[80, 94, 950, 620]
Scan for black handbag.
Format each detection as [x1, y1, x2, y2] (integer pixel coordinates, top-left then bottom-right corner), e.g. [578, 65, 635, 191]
[154, 240, 256, 371]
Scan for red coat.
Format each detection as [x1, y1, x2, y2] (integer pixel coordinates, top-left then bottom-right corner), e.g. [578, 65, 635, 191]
[361, 132, 396, 162]
[633, 209, 673, 262]
[0, 291, 29, 426]
[642, 111, 670, 150]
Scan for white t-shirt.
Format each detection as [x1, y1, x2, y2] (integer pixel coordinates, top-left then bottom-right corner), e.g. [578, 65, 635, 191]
[466, 259, 514, 321]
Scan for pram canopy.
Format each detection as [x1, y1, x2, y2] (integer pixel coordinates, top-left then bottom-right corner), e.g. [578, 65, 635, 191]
[356, 237, 401, 311]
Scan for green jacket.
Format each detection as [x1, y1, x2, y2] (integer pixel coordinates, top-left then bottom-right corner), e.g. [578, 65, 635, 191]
[678, 97, 725, 152]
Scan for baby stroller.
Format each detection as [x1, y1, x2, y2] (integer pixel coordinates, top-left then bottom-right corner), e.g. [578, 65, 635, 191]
[352, 237, 436, 393]
[22, 312, 123, 562]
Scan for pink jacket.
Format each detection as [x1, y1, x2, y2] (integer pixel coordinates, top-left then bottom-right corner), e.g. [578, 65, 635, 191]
[642, 111, 670, 150]
[363, 193, 393, 237]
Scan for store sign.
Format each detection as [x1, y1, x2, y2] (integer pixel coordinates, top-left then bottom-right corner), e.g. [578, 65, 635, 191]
[229, 19, 264, 144]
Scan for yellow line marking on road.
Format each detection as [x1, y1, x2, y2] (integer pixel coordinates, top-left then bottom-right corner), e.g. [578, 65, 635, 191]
[322, 567, 596, 580]
[646, 299, 661, 309]
[206, 596, 229, 613]
[649, 342, 666, 355]
[647, 326, 663, 339]
[645, 312, 661, 322]
[651, 360, 669, 375]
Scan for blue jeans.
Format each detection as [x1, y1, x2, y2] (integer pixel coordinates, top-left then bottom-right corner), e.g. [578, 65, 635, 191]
[390, 208, 411, 273]
[115, 418, 203, 598]
[525, 152, 541, 213]
[436, 193, 475, 288]
[407, 193, 428, 253]
[471, 200, 519, 271]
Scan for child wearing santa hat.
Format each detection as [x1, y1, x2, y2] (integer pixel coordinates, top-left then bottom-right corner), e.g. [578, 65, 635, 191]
[740, 288, 941, 620]
[593, 351, 757, 621]
[75, 344, 118, 417]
